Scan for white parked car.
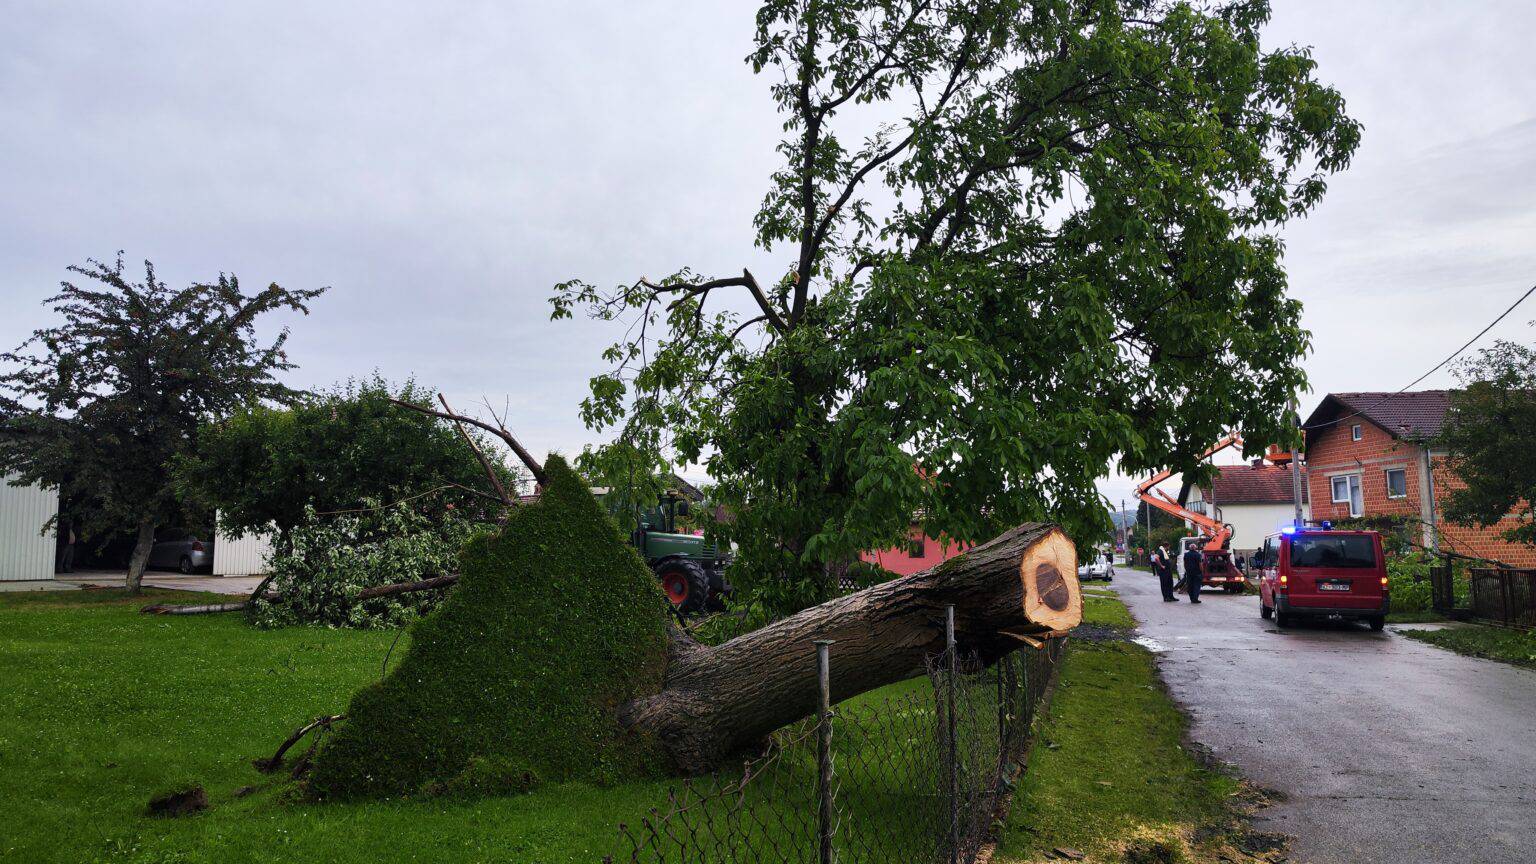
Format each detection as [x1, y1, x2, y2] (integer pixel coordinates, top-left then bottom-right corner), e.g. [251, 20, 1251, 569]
[1077, 555, 1115, 582]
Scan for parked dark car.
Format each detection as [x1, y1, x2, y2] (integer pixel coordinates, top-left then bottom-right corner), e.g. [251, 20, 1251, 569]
[148, 531, 214, 574]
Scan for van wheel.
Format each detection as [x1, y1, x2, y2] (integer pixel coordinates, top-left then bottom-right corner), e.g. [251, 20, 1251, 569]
[1260, 601, 1273, 620]
[179, 556, 194, 574]
[1275, 610, 1290, 628]
[1368, 615, 1386, 631]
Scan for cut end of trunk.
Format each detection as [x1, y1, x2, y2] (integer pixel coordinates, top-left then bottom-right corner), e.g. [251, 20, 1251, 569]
[1018, 529, 1081, 632]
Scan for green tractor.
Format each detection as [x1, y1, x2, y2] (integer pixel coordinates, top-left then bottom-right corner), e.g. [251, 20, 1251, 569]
[607, 488, 732, 615]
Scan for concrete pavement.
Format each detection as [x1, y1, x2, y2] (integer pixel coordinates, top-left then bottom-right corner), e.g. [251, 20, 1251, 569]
[1112, 567, 1536, 864]
[58, 571, 265, 595]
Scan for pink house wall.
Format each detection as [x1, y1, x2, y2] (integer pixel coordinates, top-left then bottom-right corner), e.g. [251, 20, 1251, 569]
[860, 528, 969, 577]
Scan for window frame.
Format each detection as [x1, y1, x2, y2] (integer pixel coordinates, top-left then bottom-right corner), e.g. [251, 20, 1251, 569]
[1351, 424, 1363, 441]
[1330, 473, 1363, 517]
[1331, 475, 1352, 503]
[1384, 467, 1408, 499]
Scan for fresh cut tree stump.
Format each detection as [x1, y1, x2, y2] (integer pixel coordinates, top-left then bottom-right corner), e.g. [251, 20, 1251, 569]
[621, 522, 1079, 774]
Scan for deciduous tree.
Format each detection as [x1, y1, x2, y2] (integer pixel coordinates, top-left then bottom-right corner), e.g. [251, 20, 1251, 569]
[0, 255, 323, 593]
[177, 375, 518, 538]
[1441, 340, 1536, 549]
[553, 0, 1360, 613]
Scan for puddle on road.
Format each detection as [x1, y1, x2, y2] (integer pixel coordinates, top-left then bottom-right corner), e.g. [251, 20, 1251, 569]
[1131, 635, 1168, 653]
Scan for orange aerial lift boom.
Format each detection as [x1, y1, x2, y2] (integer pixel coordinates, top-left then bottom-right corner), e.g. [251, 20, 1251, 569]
[1134, 434, 1250, 591]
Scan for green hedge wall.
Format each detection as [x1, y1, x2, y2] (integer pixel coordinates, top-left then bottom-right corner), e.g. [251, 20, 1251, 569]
[308, 455, 669, 799]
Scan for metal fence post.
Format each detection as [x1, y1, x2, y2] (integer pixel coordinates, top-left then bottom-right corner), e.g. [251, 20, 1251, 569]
[996, 653, 1007, 761]
[815, 639, 836, 864]
[945, 604, 959, 864]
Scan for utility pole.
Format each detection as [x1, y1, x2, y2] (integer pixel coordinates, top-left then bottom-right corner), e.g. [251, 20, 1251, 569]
[1290, 398, 1305, 526]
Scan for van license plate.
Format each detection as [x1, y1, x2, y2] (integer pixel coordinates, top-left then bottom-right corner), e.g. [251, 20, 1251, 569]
[1319, 580, 1350, 591]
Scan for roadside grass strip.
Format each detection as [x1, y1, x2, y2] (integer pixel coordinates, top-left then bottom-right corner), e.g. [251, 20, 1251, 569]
[996, 593, 1285, 864]
[1400, 624, 1536, 670]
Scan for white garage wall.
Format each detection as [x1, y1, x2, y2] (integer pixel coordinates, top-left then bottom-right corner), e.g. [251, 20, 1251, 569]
[0, 474, 59, 581]
[1218, 502, 1311, 553]
[213, 517, 274, 576]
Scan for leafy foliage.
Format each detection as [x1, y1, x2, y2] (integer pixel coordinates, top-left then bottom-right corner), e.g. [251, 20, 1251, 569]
[248, 501, 481, 629]
[1440, 339, 1536, 549]
[553, 0, 1360, 614]
[307, 455, 669, 800]
[178, 375, 516, 539]
[1386, 552, 1434, 613]
[0, 254, 322, 592]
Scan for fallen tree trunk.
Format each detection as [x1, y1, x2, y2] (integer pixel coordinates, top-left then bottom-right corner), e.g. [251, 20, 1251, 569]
[140, 601, 251, 615]
[620, 522, 1078, 774]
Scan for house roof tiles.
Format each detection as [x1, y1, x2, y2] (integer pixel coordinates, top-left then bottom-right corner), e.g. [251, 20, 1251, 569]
[1205, 463, 1305, 505]
[1304, 391, 1453, 441]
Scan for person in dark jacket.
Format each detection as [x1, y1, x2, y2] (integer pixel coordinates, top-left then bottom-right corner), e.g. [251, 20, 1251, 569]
[1182, 545, 1204, 603]
[1150, 545, 1177, 601]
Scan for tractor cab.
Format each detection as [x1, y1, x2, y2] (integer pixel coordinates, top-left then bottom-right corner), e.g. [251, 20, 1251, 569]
[599, 486, 733, 616]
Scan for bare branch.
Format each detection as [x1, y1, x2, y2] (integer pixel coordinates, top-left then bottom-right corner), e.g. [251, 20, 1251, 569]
[389, 397, 550, 487]
[644, 270, 788, 333]
[439, 393, 512, 504]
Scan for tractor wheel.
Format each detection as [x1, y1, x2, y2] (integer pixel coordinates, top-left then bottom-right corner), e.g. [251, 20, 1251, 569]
[655, 559, 710, 616]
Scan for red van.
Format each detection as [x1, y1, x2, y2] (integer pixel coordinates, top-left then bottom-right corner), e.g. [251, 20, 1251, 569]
[1256, 528, 1389, 630]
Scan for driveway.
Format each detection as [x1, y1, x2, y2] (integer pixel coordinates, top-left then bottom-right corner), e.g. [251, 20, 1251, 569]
[59, 571, 265, 596]
[1111, 568, 1536, 864]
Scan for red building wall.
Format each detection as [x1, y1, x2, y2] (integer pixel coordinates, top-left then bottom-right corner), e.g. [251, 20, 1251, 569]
[1305, 419, 1536, 567]
[861, 527, 969, 577]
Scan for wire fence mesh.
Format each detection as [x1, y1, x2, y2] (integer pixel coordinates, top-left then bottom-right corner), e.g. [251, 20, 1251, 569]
[608, 631, 1066, 864]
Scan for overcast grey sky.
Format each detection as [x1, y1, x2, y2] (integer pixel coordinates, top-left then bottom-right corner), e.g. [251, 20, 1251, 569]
[3, 2, 1534, 507]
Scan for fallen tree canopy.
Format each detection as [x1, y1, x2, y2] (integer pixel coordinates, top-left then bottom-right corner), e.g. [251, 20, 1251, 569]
[306, 454, 670, 800]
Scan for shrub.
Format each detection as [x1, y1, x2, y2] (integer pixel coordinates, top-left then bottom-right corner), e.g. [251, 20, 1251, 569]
[1387, 553, 1434, 612]
[307, 455, 670, 800]
[248, 501, 479, 629]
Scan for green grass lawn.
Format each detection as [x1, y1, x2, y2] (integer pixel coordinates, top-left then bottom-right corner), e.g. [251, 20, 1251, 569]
[0, 589, 703, 863]
[1400, 623, 1536, 669]
[996, 599, 1270, 864]
[0, 588, 956, 864]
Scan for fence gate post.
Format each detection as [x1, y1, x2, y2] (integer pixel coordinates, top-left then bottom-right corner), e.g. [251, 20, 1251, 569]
[815, 639, 836, 864]
[945, 604, 959, 864]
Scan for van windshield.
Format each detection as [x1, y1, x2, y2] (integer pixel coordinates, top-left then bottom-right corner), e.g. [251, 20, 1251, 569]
[1289, 535, 1376, 569]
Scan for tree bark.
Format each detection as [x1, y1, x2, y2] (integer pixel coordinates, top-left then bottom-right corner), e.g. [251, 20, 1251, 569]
[620, 522, 1079, 774]
[125, 520, 156, 596]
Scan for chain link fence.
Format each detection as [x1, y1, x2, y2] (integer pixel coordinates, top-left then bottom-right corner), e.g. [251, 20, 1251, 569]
[608, 609, 1066, 864]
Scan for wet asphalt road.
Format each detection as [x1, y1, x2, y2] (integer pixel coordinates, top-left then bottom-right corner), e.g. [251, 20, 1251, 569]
[1110, 568, 1536, 864]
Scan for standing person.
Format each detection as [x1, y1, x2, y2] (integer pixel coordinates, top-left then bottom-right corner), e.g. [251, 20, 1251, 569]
[1182, 543, 1204, 604]
[1151, 544, 1177, 601]
[57, 516, 76, 574]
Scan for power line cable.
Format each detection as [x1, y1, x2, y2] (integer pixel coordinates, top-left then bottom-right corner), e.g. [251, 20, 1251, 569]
[1302, 281, 1536, 431]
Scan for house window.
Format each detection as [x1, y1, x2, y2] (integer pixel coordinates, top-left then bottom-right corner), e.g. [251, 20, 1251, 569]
[1331, 474, 1363, 517]
[907, 536, 926, 558]
[1385, 468, 1407, 498]
[1351, 424, 1363, 441]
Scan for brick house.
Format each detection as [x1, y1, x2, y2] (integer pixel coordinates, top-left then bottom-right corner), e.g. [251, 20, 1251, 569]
[1301, 391, 1536, 567]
